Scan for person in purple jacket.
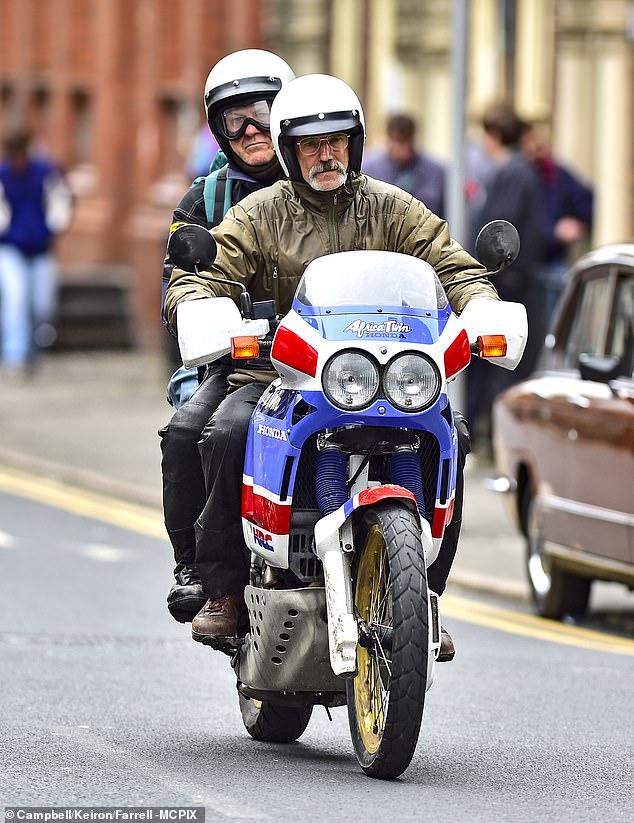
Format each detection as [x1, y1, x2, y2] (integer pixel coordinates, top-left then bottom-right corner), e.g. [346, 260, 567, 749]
[363, 114, 445, 218]
[0, 127, 72, 375]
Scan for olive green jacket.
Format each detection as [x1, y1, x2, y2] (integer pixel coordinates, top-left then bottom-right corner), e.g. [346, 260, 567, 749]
[164, 174, 498, 330]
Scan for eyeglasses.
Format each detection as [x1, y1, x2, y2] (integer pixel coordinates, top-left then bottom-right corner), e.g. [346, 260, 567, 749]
[296, 133, 349, 156]
[219, 99, 273, 139]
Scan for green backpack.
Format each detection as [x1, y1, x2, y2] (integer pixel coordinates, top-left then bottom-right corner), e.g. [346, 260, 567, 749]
[192, 150, 233, 225]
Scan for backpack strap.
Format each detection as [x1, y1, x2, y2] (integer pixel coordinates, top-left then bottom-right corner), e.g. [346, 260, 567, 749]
[202, 165, 233, 225]
[208, 149, 228, 173]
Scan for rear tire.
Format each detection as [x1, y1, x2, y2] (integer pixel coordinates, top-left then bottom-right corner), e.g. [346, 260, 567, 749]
[522, 486, 591, 619]
[238, 694, 313, 743]
[346, 502, 428, 780]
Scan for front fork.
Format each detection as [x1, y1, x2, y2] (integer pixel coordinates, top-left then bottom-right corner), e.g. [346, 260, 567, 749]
[314, 443, 442, 681]
[427, 590, 441, 689]
[314, 513, 357, 677]
[315, 503, 442, 684]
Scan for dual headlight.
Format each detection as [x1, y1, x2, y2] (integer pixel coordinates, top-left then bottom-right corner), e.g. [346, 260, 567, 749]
[322, 351, 440, 412]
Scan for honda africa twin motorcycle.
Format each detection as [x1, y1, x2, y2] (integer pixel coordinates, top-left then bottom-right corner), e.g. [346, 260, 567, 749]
[169, 220, 527, 780]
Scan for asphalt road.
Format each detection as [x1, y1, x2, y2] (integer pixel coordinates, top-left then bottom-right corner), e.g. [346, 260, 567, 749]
[1, 483, 634, 822]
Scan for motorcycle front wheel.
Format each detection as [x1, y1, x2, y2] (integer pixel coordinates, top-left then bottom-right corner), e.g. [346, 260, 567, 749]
[346, 502, 429, 779]
[238, 694, 313, 743]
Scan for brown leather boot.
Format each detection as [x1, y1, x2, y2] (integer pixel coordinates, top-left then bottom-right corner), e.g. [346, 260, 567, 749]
[438, 626, 455, 662]
[191, 593, 248, 644]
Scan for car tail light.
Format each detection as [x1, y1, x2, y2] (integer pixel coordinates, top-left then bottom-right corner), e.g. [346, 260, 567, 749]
[271, 324, 318, 377]
[476, 335, 507, 358]
[444, 329, 471, 379]
[232, 335, 260, 359]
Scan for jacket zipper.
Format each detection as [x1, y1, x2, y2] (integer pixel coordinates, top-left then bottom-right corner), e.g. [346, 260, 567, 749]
[272, 264, 280, 310]
[327, 192, 340, 253]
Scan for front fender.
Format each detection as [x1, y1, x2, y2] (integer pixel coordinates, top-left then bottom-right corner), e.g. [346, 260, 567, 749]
[318, 485, 421, 536]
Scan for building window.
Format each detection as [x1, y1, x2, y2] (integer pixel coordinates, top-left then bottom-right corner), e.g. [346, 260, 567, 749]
[1, 81, 17, 128]
[70, 89, 92, 165]
[157, 94, 187, 176]
[30, 85, 51, 138]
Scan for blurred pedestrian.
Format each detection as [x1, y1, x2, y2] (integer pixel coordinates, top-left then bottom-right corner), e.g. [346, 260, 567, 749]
[0, 127, 73, 375]
[467, 102, 542, 454]
[521, 121, 593, 320]
[363, 113, 445, 217]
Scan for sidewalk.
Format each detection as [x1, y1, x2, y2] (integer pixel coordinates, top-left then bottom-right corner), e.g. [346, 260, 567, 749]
[0, 350, 528, 599]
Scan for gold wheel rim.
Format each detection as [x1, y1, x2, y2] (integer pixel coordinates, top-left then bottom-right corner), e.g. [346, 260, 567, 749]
[354, 524, 392, 754]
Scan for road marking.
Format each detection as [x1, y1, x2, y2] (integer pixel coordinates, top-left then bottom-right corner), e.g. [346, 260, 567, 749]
[1, 463, 632, 656]
[441, 594, 634, 656]
[0, 465, 164, 538]
[79, 543, 134, 562]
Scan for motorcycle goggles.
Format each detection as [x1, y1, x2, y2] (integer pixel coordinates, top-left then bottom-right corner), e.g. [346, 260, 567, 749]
[216, 99, 273, 140]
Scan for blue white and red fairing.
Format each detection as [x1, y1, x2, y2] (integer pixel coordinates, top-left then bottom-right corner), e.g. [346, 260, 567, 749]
[240, 250, 474, 568]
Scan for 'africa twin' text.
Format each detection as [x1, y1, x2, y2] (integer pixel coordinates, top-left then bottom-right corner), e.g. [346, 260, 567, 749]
[343, 319, 412, 338]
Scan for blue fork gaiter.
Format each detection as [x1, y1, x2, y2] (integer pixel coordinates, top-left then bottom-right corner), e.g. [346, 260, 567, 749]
[316, 448, 348, 514]
[391, 450, 425, 515]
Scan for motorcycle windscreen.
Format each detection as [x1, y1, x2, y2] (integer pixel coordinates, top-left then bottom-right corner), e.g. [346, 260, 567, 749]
[295, 250, 449, 314]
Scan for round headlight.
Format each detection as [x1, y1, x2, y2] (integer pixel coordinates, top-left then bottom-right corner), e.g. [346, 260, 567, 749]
[383, 353, 440, 412]
[323, 351, 380, 409]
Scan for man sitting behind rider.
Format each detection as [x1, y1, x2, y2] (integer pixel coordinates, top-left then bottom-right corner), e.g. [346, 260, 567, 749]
[164, 74, 500, 659]
[159, 50, 295, 625]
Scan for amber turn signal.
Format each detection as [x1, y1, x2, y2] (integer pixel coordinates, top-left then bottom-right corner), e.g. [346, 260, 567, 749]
[476, 334, 507, 358]
[231, 335, 260, 359]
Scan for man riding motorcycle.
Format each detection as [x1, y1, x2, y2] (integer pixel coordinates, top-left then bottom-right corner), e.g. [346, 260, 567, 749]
[164, 74, 501, 658]
[159, 49, 295, 624]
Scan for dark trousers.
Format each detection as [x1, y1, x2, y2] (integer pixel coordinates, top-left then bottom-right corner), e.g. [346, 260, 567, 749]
[194, 388, 470, 600]
[159, 359, 232, 570]
[195, 381, 268, 598]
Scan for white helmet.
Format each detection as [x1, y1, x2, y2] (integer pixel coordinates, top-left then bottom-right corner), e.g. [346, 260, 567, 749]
[203, 49, 295, 158]
[270, 74, 366, 180]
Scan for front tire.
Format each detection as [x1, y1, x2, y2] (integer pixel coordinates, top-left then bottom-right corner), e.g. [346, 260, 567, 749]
[238, 694, 313, 743]
[522, 486, 591, 619]
[346, 502, 428, 780]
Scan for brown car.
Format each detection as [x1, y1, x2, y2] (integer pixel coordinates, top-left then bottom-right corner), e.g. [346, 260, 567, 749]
[493, 244, 634, 618]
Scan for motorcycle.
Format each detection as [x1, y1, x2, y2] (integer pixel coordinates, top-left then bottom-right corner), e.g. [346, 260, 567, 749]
[168, 219, 527, 779]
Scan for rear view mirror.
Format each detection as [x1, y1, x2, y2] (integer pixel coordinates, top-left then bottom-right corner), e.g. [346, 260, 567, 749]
[476, 220, 520, 273]
[168, 224, 217, 272]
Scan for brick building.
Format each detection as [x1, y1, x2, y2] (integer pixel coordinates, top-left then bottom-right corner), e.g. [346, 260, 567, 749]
[0, 0, 265, 349]
[3, 1, 632, 350]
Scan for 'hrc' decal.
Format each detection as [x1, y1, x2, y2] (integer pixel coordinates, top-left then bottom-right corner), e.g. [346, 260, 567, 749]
[252, 526, 274, 551]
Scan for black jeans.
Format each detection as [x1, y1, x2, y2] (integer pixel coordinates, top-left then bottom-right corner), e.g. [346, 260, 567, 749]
[195, 381, 268, 598]
[195, 388, 471, 600]
[159, 358, 232, 571]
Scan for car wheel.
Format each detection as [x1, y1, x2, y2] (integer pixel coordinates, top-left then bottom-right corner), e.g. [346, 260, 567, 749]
[522, 486, 591, 620]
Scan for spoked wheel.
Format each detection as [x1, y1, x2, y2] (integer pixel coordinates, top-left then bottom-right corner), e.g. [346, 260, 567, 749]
[346, 502, 429, 779]
[238, 693, 313, 743]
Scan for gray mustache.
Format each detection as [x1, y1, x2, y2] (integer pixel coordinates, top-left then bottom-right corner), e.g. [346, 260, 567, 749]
[309, 159, 346, 177]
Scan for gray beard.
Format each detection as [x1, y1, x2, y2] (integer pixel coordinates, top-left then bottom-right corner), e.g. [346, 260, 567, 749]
[307, 159, 347, 191]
